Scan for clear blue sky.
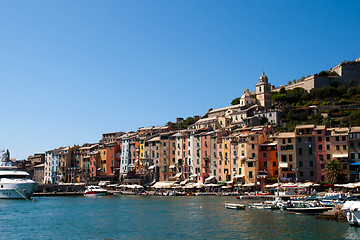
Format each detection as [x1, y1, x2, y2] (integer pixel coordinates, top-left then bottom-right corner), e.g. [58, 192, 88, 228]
[1, 1, 359, 159]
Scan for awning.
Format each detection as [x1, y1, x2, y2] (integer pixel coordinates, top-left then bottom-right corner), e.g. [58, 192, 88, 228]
[204, 183, 219, 187]
[242, 183, 255, 187]
[279, 162, 288, 168]
[205, 176, 215, 181]
[169, 165, 176, 168]
[281, 183, 298, 188]
[152, 181, 176, 189]
[297, 182, 315, 188]
[148, 165, 156, 170]
[332, 153, 348, 158]
[204, 176, 216, 183]
[350, 162, 360, 166]
[265, 183, 279, 188]
[190, 174, 197, 178]
[233, 175, 244, 179]
[174, 173, 182, 178]
[180, 180, 189, 185]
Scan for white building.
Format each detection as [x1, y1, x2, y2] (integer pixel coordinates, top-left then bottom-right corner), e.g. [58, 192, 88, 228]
[44, 148, 61, 184]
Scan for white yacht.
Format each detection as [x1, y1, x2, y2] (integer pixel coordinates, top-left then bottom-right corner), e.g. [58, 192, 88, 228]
[0, 149, 38, 199]
[342, 201, 360, 227]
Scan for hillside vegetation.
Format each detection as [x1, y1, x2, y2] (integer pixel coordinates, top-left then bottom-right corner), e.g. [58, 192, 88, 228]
[272, 83, 360, 131]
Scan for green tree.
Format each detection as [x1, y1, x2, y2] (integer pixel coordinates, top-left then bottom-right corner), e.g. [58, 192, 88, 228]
[348, 110, 360, 126]
[260, 117, 268, 125]
[325, 160, 347, 184]
[231, 97, 240, 105]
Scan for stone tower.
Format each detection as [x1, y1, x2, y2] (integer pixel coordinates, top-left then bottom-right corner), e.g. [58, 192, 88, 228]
[256, 72, 272, 109]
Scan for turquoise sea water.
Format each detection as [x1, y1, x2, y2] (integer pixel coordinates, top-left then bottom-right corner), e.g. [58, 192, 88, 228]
[1, 196, 360, 240]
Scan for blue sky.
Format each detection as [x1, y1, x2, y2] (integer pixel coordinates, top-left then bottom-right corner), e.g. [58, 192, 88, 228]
[0, 1, 359, 159]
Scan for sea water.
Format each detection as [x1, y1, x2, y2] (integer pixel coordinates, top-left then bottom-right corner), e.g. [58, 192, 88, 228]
[0, 196, 359, 240]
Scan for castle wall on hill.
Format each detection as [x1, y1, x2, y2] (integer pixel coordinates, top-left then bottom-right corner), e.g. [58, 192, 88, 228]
[273, 60, 360, 92]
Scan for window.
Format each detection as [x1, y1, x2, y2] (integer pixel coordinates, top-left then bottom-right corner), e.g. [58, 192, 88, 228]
[281, 155, 287, 162]
[309, 147, 313, 155]
[310, 161, 314, 167]
[249, 171, 253, 178]
[299, 161, 303, 167]
[263, 153, 267, 158]
[273, 161, 276, 167]
[298, 138, 302, 143]
[343, 145, 347, 150]
[310, 171, 314, 177]
[350, 142, 354, 149]
[248, 162, 254, 167]
[321, 164, 324, 169]
[318, 145, 323, 150]
[326, 145, 330, 150]
[300, 172, 303, 177]
[298, 148, 302, 155]
[326, 137, 330, 142]
[318, 136, 322, 142]
[251, 153, 255, 158]
[336, 145, 340, 150]
[327, 154, 331, 160]
[342, 136, 346, 141]
[288, 138, 291, 143]
[264, 162, 267, 168]
[282, 139, 286, 144]
[336, 136, 339, 141]
[289, 155, 293, 162]
[319, 154, 323, 161]
[197, 159, 199, 164]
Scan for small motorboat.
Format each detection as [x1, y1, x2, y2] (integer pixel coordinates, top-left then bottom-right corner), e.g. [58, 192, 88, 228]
[236, 195, 244, 199]
[341, 201, 360, 227]
[225, 203, 246, 210]
[84, 186, 107, 197]
[287, 201, 332, 214]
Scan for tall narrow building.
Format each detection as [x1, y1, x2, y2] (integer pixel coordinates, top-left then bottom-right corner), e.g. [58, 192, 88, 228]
[256, 72, 272, 109]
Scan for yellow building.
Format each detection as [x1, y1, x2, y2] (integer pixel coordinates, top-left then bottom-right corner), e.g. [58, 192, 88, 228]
[98, 147, 107, 175]
[221, 136, 231, 181]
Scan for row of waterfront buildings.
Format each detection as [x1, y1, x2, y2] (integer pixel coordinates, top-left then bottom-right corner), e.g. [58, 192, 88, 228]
[22, 124, 360, 189]
[19, 61, 360, 188]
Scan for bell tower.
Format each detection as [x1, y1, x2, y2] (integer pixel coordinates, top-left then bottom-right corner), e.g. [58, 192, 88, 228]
[256, 72, 272, 109]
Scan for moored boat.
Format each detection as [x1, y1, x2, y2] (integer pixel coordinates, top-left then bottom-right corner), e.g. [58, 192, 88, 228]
[225, 203, 246, 210]
[341, 201, 360, 227]
[287, 201, 332, 214]
[84, 186, 107, 197]
[0, 149, 38, 200]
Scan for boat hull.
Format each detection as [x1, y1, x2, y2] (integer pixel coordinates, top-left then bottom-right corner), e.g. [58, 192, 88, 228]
[225, 203, 246, 210]
[84, 191, 107, 197]
[0, 181, 38, 199]
[287, 207, 332, 214]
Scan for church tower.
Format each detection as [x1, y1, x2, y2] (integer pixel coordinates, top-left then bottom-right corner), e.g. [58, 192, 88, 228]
[256, 72, 272, 109]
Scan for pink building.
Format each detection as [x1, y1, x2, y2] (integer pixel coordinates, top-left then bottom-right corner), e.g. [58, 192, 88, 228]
[201, 133, 211, 182]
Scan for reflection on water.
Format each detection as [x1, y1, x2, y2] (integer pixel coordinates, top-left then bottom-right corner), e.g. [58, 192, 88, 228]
[0, 196, 359, 239]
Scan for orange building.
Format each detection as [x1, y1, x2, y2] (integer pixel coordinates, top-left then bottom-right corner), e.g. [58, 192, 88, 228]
[258, 142, 278, 188]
